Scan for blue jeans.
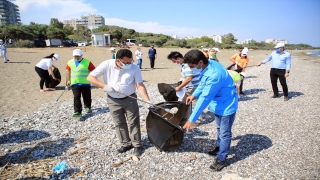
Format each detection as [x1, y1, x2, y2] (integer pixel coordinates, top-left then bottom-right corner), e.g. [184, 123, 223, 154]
[215, 112, 236, 161]
[137, 59, 142, 69]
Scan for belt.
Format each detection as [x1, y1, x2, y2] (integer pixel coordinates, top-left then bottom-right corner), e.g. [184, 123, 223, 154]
[108, 93, 134, 100]
[271, 68, 285, 70]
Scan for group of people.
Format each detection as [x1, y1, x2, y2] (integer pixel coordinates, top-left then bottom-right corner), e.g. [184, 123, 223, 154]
[109, 45, 157, 70]
[33, 42, 291, 171]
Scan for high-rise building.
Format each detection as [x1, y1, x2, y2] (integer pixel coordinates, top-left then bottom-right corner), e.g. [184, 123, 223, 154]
[0, 0, 21, 25]
[63, 14, 105, 30]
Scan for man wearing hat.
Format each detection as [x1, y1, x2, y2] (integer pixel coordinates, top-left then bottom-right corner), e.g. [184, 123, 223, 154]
[66, 49, 96, 117]
[210, 48, 220, 62]
[110, 47, 116, 59]
[257, 42, 291, 101]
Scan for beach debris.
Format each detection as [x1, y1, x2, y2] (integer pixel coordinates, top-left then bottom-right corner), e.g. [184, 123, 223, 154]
[53, 161, 67, 173]
[111, 156, 134, 168]
[169, 107, 178, 114]
[189, 153, 197, 162]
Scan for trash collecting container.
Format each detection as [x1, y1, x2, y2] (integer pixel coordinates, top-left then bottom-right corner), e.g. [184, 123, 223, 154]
[146, 101, 191, 151]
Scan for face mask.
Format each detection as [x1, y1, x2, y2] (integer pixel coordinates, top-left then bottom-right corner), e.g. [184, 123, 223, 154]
[173, 62, 180, 66]
[191, 62, 202, 71]
[119, 60, 132, 70]
[275, 48, 280, 53]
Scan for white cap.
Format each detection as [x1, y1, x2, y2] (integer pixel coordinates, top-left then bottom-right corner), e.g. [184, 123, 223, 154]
[241, 47, 249, 55]
[110, 47, 116, 51]
[203, 48, 208, 51]
[73, 49, 83, 56]
[274, 42, 285, 48]
[53, 54, 60, 60]
[212, 48, 220, 52]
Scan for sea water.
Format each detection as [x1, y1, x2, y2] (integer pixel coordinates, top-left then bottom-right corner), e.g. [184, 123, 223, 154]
[305, 50, 320, 56]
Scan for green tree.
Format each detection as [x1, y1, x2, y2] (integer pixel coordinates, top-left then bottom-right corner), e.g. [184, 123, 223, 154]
[74, 25, 91, 41]
[111, 30, 122, 42]
[201, 36, 214, 44]
[128, 29, 135, 35]
[49, 18, 64, 29]
[63, 25, 74, 36]
[46, 26, 66, 39]
[222, 33, 237, 45]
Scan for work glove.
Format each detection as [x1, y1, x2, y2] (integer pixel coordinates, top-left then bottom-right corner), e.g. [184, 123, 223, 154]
[104, 85, 114, 93]
[147, 101, 155, 109]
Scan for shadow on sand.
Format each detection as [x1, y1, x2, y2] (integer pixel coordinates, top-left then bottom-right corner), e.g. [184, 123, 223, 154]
[0, 130, 50, 145]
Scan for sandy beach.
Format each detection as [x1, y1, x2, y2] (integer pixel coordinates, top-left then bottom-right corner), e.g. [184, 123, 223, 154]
[0, 47, 319, 179]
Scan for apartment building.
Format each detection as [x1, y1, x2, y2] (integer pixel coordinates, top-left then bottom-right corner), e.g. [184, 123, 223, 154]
[63, 14, 105, 30]
[0, 0, 21, 25]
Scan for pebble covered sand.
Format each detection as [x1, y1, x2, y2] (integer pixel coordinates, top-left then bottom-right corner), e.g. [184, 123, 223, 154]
[0, 49, 319, 179]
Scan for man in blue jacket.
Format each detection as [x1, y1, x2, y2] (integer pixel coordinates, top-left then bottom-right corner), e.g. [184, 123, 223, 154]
[182, 49, 238, 171]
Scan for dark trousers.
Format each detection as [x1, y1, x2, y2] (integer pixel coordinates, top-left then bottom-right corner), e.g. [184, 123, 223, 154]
[149, 57, 155, 68]
[71, 86, 92, 113]
[270, 68, 288, 96]
[35, 66, 50, 89]
[239, 79, 244, 93]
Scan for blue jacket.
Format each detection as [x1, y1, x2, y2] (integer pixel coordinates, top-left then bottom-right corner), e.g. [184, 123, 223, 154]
[189, 60, 238, 123]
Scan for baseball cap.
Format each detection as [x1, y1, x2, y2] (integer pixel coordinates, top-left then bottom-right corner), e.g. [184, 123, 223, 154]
[73, 49, 83, 56]
[53, 54, 60, 60]
[274, 42, 285, 48]
[110, 47, 116, 51]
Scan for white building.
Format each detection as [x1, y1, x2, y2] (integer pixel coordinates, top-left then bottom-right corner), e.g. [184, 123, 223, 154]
[265, 38, 289, 44]
[91, 33, 111, 47]
[211, 34, 222, 43]
[63, 14, 105, 30]
[237, 39, 253, 44]
[171, 35, 177, 39]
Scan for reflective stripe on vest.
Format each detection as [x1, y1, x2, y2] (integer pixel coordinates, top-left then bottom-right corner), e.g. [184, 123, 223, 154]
[227, 70, 241, 84]
[68, 58, 90, 85]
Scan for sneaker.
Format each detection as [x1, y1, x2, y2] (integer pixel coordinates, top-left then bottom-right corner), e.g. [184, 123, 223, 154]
[284, 96, 289, 101]
[271, 94, 279, 98]
[72, 112, 82, 117]
[117, 145, 133, 154]
[239, 92, 245, 95]
[133, 147, 143, 156]
[208, 144, 220, 156]
[85, 108, 92, 113]
[209, 158, 226, 171]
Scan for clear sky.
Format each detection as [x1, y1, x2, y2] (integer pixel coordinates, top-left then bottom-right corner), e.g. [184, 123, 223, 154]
[11, 0, 320, 46]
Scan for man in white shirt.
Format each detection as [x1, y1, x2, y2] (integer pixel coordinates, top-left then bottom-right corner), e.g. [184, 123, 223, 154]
[87, 48, 151, 156]
[135, 47, 143, 69]
[0, 39, 9, 63]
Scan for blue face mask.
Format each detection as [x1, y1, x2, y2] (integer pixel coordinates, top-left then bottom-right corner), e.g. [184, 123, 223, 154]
[275, 48, 280, 53]
[119, 60, 132, 70]
[190, 63, 202, 71]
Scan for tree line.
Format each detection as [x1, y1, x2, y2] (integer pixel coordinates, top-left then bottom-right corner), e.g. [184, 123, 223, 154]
[0, 18, 315, 49]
